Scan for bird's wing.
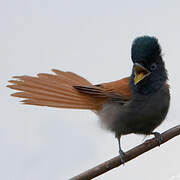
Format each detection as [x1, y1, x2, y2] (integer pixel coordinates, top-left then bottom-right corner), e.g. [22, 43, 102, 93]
[74, 77, 131, 100]
[7, 69, 131, 110]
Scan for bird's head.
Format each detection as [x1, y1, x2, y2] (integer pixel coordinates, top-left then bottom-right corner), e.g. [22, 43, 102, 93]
[130, 36, 168, 94]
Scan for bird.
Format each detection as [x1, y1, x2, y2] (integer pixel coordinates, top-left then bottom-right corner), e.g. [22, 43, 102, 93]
[7, 36, 170, 163]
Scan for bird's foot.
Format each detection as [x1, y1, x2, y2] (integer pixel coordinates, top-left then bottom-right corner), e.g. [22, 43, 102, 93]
[151, 132, 163, 146]
[119, 149, 126, 164]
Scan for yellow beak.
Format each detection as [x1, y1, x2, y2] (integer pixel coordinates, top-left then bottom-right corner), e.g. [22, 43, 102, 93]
[134, 63, 150, 85]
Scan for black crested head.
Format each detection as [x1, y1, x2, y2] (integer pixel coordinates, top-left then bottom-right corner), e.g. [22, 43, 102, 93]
[131, 36, 161, 63]
[130, 36, 168, 95]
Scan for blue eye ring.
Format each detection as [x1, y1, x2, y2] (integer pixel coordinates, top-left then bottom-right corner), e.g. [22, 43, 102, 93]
[150, 63, 157, 71]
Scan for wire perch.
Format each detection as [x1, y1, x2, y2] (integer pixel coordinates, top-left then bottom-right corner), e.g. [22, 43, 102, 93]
[70, 125, 180, 180]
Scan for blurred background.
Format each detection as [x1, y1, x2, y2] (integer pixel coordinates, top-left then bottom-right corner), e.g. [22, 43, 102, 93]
[1, 0, 180, 179]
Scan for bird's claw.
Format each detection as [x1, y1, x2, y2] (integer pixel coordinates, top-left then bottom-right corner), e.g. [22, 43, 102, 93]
[151, 132, 163, 146]
[119, 149, 126, 164]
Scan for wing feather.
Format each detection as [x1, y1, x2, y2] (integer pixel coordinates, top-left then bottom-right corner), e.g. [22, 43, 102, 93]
[74, 77, 131, 100]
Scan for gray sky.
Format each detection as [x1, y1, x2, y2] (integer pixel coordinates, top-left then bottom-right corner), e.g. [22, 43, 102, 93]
[1, 0, 180, 179]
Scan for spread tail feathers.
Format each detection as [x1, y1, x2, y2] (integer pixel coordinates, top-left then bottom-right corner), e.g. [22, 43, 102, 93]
[7, 69, 105, 110]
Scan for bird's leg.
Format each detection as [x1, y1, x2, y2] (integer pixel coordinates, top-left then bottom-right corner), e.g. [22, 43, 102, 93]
[116, 134, 126, 164]
[151, 132, 163, 146]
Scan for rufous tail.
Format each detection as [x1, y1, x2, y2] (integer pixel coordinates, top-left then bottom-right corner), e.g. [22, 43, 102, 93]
[7, 69, 105, 110]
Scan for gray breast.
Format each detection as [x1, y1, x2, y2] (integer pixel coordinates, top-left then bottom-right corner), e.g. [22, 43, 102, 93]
[98, 85, 170, 135]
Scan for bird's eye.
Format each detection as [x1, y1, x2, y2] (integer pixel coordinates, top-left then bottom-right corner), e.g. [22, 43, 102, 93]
[150, 63, 157, 71]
